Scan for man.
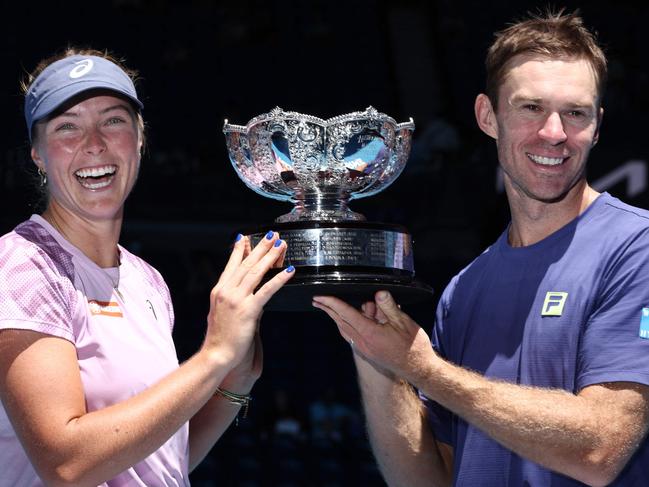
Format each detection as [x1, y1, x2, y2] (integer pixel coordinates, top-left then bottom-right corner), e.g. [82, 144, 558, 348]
[313, 10, 649, 487]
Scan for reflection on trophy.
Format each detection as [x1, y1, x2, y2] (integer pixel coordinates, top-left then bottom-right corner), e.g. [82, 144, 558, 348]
[224, 106, 432, 311]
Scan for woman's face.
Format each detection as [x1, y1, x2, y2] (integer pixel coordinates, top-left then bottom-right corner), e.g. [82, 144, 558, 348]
[31, 93, 142, 223]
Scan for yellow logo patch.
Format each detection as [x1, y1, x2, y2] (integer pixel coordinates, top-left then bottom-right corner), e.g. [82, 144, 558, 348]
[542, 292, 568, 316]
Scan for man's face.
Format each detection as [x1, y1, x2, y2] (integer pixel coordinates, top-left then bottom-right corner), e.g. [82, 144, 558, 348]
[477, 54, 602, 204]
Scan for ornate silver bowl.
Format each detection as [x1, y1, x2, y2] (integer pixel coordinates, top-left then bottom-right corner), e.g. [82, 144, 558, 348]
[223, 107, 431, 311]
[224, 106, 414, 222]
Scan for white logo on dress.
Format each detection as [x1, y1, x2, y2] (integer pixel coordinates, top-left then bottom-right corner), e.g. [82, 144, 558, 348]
[69, 59, 94, 79]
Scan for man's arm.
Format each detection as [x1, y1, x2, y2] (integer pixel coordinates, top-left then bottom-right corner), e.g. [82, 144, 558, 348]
[418, 357, 649, 486]
[353, 349, 453, 487]
[313, 292, 649, 487]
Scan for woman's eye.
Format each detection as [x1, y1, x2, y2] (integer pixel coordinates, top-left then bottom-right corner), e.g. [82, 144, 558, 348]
[106, 117, 126, 125]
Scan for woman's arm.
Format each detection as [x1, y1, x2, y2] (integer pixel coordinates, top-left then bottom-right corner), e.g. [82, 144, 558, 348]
[0, 234, 292, 487]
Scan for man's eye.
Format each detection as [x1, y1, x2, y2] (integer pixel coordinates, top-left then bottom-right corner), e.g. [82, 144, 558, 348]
[523, 104, 541, 112]
[567, 110, 585, 118]
[55, 123, 76, 131]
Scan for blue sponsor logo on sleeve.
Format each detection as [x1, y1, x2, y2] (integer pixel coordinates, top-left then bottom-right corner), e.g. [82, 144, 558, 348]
[639, 308, 649, 339]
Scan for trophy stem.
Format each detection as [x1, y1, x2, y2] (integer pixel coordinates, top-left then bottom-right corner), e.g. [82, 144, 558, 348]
[275, 195, 366, 223]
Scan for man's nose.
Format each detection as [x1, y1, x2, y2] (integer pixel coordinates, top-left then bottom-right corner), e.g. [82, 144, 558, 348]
[538, 112, 568, 145]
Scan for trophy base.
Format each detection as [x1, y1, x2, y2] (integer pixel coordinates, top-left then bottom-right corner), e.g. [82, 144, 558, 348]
[242, 220, 434, 312]
[263, 269, 434, 312]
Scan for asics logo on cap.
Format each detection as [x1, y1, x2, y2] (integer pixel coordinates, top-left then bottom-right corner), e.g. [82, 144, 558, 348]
[69, 59, 94, 79]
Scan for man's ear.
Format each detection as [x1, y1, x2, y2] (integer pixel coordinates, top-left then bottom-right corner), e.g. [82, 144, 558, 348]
[592, 106, 604, 147]
[475, 93, 498, 140]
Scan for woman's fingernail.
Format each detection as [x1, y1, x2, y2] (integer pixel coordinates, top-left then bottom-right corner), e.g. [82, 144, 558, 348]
[235, 233, 243, 242]
[265, 230, 274, 240]
[274, 239, 283, 248]
[285, 265, 295, 273]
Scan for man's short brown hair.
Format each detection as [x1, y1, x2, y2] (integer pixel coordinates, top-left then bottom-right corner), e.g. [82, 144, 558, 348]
[485, 9, 607, 110]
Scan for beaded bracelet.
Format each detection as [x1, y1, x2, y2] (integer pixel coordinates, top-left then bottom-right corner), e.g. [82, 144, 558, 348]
[214, 386, 252, 421]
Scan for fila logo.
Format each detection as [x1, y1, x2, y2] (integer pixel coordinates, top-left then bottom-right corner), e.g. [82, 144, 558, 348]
[542, 292, 568, 316]
[69, 59, 94, 79]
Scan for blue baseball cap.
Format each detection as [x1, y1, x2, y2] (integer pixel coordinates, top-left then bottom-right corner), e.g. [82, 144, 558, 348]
[24, 54, 143, 141]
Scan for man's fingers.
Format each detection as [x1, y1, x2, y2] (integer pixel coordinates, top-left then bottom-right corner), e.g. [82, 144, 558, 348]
[312, 295, 378, 336]
[361, 301, 377, 320]
[374, 291, 404, 323]
[312, 296, 361, 323]
[375, 306, 389, 324]
[312, 299, 360, 346]
[274, 245, 288, 268]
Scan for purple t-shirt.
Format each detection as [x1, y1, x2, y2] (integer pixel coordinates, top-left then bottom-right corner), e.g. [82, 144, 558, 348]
[425, 193, 649, 486]
[0, 215, 189, 486]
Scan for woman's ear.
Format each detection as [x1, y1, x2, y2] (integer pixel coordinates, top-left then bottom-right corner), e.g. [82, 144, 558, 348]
[475, 93, 498, 140]
[30, 146, 44, 169]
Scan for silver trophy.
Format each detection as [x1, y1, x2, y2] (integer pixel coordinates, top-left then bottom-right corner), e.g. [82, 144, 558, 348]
[224, 106, 432, 310]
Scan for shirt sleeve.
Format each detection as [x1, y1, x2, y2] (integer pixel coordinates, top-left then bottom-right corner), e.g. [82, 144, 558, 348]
[577, 228, 649, 390]
[0, 235, 77, 342]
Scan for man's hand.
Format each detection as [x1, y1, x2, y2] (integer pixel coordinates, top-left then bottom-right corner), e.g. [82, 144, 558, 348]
[312, 290, 435, 382]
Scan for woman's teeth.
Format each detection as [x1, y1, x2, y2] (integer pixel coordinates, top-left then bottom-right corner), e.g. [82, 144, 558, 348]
[75, 166, 116, 189]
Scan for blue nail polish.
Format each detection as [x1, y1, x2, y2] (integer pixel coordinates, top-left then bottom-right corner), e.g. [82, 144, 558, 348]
[265, 230, 274, 240]
[274, 239, 283, 247]
[286, 265, 295, 273]
[235, 233, 243, 242]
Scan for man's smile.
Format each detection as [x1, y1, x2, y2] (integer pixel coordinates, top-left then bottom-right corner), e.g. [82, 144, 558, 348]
[526, 153, 568, 166]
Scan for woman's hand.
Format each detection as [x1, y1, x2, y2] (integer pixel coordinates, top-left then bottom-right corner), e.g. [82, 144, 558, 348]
[203, 232, 294, 370]
[220, 318, 263, 394]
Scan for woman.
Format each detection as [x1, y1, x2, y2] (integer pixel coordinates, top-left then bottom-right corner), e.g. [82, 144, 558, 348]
[0, 48, 294, 486]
